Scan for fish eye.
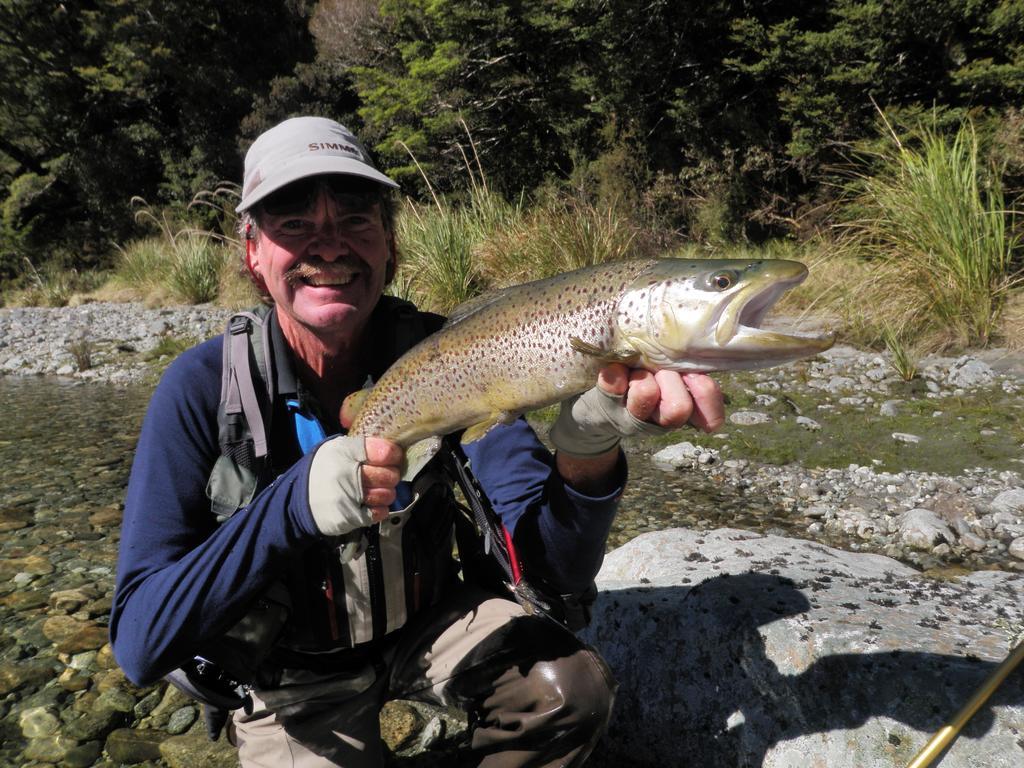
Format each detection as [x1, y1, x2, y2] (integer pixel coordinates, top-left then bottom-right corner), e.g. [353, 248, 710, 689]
[711, 272, 736, 290]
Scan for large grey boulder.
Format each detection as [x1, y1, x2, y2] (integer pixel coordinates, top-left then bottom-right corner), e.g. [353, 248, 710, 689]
[582, 529, 1024, 768]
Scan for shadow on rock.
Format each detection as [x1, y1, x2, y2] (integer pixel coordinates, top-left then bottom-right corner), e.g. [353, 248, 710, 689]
[584, 572, 1024, 767]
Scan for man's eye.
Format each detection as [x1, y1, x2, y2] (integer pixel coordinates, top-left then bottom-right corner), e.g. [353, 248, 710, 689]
[344, 214, 373, 229]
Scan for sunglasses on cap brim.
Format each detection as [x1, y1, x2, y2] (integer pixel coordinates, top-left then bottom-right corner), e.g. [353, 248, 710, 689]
[258, 175, 384, 216]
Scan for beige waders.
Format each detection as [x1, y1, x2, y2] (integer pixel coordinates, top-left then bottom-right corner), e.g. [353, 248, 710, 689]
[230, 584, 616, 767]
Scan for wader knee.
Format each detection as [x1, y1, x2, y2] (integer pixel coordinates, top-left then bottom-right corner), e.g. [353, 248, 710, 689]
[472, 642, 617, 768]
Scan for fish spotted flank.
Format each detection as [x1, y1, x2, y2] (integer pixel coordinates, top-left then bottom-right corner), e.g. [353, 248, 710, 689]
[346, 258, 834, 450]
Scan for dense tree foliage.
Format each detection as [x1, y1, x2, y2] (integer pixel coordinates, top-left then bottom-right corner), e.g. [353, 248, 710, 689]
[0, 0, 322, 279]
[1, 0, 1022, 279]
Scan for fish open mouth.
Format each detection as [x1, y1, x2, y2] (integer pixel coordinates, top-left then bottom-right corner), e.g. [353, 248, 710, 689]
[714, 268, 835, 359]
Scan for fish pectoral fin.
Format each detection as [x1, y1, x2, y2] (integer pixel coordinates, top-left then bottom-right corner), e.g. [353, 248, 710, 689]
[401, 436, 442, 482]
[460, 412, 516, 444]
[569, 337, 640, 366]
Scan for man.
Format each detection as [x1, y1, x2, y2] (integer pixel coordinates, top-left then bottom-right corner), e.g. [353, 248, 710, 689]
[110, 116, 724, 767]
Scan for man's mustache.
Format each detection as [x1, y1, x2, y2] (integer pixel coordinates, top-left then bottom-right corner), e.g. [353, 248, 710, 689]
[283, 259, 362, 287]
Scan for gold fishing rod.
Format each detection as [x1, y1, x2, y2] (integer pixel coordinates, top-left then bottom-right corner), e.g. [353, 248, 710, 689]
[906, 638, 1024, 768]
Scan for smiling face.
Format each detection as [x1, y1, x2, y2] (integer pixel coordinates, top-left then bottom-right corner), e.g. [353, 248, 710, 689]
[247, 176, 395, 355]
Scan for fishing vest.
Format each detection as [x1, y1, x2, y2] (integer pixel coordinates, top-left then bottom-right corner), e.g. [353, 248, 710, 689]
[198, 299, 460, 681]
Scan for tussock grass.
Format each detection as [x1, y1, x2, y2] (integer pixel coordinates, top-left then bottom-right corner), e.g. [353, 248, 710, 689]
[475, 193, 638, 287]
[835, 120, 1021, 350]
[105, 187, 243, 306]
[392, 169, 524, 312]
[2, 259, 99, 307]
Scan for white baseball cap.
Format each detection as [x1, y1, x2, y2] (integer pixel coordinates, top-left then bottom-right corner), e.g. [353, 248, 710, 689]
[236, 116, 398, 212]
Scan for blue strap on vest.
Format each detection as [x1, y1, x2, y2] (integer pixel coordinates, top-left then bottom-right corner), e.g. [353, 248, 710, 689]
[286, 398, 327, 455]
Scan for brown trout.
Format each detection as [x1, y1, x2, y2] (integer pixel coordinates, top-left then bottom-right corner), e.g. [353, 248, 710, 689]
[346, 258, 833, 461]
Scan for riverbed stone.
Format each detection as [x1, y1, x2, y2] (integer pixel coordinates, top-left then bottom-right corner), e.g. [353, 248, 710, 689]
[105, 727, 168, 763]
[165, 706, 197, 735]
[49, 587, 95, 614]
[583, 528, 1024, 768]
[57, 666, 91, 692]
[380, 700, 423, 752]
[0, 659, 57, 696]
[1009, 537, 1024, 560]
[947, 356, 995, 388]
[652, 441, 719, 468]
[61, 740, 103, 768]
[0, 554, 54, 581]
[19, 706, 60, 738]
[898, 508, 955, 550]
[145, 685, 191, 730]
[795, 415, 820, 431]
[160, 728, 239, 768]
[62, 705, 126, 741]
[991, 488, 1024, 515]
[41, 615, 109, 654]
[879, 399, 903, 416]
[22, 734, 79, 763]
[95, 686, 139, 713]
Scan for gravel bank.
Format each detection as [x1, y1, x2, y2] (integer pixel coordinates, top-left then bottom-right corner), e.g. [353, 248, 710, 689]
[0, 302, 234, 384]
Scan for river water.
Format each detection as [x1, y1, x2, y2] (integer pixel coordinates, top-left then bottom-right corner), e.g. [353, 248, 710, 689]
[0, 376, 820, 602]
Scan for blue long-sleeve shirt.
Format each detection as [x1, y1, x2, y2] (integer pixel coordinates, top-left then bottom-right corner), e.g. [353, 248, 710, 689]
[111, 330, 625, 686]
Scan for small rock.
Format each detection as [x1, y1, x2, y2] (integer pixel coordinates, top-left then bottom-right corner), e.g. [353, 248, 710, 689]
[42, 615, 109, 654]
[23, 734, 79, 763]
[58, 666, 92, 692]
[1009, 537, 1024, 561]
[899, 509, 955, 550]
[166, 705, 197, 735]
[134, 688, 164, 719]
[0, 659, 57, 696]
[63, 706, 126, 741]
[947, 357, 995, 388]
[60, 741, 103, 768]
[991, 489, 1024, 515]
[19, 706, 60, 738]
[960, 532, 987, 552]
[96, 687, 139, 713]
[879, 400, 903, 417]
[803, 505, 830, 519]
[105, 727, 168, 763]
[418, 715, 446, 750]
[796, 416, 820, 431]
[49, 588, 95, 614]
[160, 729, 239, 768]
[729, 411, 771, 426]
[380, 700, 423, 752]
[892, 432, 921, 444]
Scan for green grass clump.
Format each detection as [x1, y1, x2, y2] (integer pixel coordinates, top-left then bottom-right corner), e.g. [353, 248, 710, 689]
[104, 188, 242, 307]
[393, 182, 523, 313]
[2, 259, 102, 307]
[167, 233, 229, 304]
[836, 119, 1021, 350]
[476, 192, 638, 287]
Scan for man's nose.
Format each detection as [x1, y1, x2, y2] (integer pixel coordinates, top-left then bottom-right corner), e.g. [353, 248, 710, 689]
[308, 220, 350, 261]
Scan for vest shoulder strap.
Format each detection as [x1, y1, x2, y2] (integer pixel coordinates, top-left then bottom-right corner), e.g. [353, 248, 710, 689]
[206, 304, 275, 520]
[206, 299, 433, 521]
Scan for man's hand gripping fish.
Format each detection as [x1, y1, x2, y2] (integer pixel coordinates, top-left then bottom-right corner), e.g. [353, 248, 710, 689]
[343, 258, 835, 477]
